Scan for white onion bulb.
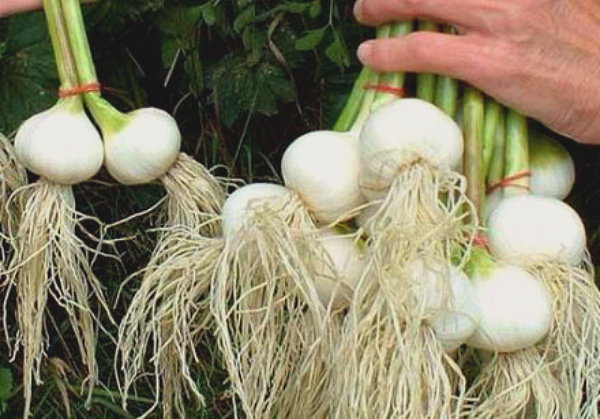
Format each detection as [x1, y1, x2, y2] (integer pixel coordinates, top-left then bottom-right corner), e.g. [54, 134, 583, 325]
[104, 108, 181, 185]
[15, 104, 103, 185]
[529, 131, 575, 200]
[467, 265, 552, 352]
[408, 260, 481, 352]
[488, 195, 586, 266]
[282, 130, 365, 224]
[359, 98, 464, 200]
[313, 229, 366, 309]
[221, 183, 290, 241]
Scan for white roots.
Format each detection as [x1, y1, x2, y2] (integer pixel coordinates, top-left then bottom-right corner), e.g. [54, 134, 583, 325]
[211, 193, 333, 418]
[3, 180, 112, 418]
[117, 154, 226, 417]
[0, 133, 26, 237]
[117, 228, 223, 418]
[465, 348, 569, 418]
[534, 258, 600, 417]
[334, 164, 477, 418]
[160, 153, 225, 236]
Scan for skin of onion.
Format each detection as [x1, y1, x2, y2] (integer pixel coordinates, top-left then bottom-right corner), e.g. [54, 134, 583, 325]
[282, 130, 365, 224]
[104, 108, 181, 185]
[487, 195, 586, 266]
[467, 265, 553, 352]
[15, 105, 103, 185]
[313, 228, 366, 309]
[359, 98, 463, 200]
[221, 183, 291, 241]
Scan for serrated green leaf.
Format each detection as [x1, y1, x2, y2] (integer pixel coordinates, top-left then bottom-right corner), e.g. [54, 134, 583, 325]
[325, 31, 351, 68]
[275, 3, 310, 13]
[0, 369, 13, 400]
[161, 37, 178, 68]
[295, 27, 327, 51]
[0, 43, 6, 60]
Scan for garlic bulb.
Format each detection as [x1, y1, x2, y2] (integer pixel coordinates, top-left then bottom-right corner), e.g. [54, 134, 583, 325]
[359, 98, 464, 200]
[467, 265, 552, 352]
[282, 130, 365, 224]
[221, 183, 291, 241]
[529, 130, 575, 200]
[15, 102, 103, 185]
[104, 108, 181, 185]
[487, 195, 586, 266]
[313, 228, 366, 309]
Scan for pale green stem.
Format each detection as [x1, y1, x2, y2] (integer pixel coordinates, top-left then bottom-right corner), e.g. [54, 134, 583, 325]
[60, 0, 127, 135]
[463, 87, 485, 219]
[44, 0, 82, 112]
[416, 21, 438, 102]
[504, 110, 530, 197]
[434, 26, 459, 117]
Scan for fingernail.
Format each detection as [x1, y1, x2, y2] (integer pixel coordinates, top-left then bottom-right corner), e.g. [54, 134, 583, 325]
[354, 0, 365, 21]
[357, 42, 373, 64]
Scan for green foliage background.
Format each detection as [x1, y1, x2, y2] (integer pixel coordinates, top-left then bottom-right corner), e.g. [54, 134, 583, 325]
[0, 0, 599, 416]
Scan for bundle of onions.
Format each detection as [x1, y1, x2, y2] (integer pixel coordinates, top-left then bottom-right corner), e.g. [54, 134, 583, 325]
[332, 28, 479, 416]
[210, 183, 338, 417]
[210, 26, 415, 419]
[4, 1, 111, 416]
[463, 93, 598, 416]
[56, 0, 230, 416]
[55, 0, 229, 415]
[456, 93, 568, 416]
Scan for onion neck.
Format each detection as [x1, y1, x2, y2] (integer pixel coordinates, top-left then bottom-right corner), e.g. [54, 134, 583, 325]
[434, 27, 459, 118]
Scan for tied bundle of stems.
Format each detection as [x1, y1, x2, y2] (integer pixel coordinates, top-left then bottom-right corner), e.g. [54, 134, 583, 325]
[4, 0, 114, 416]
[330, 22, 479, 418]
[52, 0, 229, 417]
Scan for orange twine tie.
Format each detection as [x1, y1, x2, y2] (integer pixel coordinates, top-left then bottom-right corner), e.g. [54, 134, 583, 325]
[486, 171, 532, 194]
[363, 83, 405, 97]
[58, 82, 102, 98]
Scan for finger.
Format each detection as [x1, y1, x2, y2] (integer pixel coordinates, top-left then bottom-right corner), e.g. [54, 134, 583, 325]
[354, 0, 507, 29]
[357, 32, 493, 85]
[0, 0, 96, 18]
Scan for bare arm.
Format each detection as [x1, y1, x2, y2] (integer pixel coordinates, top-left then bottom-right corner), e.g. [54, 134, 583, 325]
[354, 0, 600, 145]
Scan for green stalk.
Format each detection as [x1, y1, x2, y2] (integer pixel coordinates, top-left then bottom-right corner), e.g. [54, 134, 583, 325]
[462, 86, 485, 220]
[434, 26, 459, 117]
[504, 110, 530, 197]
[371, 21, 412, 109]
[483, 107, 506, 218]
[415, 21, 438, 102]
[60, 0, 128, 136]
[482, 99, 502, 178]
[333, 66, 371, 132]
[44, 0, 82, 112]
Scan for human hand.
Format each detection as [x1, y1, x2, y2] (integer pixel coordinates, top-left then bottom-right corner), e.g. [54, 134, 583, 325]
[353, 0, 600, 145]
[0, 0, 95, 18]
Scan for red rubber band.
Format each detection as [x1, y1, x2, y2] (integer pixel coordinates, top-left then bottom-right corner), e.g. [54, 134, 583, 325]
[58, 83, 102, 98]
[473, 233, 489, 249]
[486, 171, 532, 194]
[363, 83, 405, 97]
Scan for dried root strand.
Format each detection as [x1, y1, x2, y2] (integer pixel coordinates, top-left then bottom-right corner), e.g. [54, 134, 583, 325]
[334, 164, 476, 418]
[465, 348, 569, 418]
[117, 154, 227, 417]
[534, 258, 600, 417]
[117, 227, 223, 418]
[3, 180, 112, 418]
[211, 193, 331, 419]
